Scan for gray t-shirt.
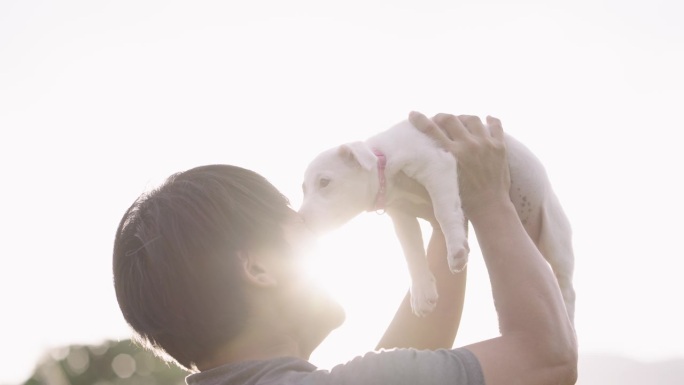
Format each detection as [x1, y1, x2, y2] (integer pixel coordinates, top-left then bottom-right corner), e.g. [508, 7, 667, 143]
[186, 347, 484, 385]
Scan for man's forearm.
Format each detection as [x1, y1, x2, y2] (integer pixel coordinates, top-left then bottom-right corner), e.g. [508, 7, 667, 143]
[469, 197, 576, 359]
[377, 230, 467, 350]
[463, 197, 577, 385]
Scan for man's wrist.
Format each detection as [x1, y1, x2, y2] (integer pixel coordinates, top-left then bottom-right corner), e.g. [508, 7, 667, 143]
[465, 195, 517, 225]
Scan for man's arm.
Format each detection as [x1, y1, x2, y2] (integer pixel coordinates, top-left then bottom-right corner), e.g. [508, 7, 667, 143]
[376, 228, 467, 350]
[410, 112, 578, 385]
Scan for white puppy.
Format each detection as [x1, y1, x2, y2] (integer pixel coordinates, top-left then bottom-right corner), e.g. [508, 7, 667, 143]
[298, 119, 575, 323]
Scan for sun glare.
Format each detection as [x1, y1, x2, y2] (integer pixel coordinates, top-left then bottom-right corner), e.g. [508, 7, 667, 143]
[301, 215, 412, 308]
[299, 214, 440, 368]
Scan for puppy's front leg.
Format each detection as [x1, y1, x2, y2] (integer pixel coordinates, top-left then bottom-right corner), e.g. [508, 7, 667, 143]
[417, 165, 469, 273]
[387, 208, 438, 317]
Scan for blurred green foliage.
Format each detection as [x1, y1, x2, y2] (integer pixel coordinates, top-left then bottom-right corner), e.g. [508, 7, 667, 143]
[22, 339, 186, 385]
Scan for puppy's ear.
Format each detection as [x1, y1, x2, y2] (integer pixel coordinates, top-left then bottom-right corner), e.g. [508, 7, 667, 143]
[337, 141, 376, 171]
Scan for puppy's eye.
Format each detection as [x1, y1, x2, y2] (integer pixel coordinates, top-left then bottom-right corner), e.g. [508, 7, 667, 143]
[319, 178, 330, 188]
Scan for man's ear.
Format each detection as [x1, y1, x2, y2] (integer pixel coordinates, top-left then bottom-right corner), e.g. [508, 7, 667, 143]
[337, 141, 376, 171]
[238, 251, 278, 288]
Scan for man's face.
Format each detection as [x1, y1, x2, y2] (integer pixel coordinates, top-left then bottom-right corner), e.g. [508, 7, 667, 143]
[267, 210, 346, 357]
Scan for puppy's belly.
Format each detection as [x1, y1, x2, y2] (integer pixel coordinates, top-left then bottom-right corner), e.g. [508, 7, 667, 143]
[509, 178, 544, 242]
[505, 135, 549, 240]
[387, 187, 434, 222]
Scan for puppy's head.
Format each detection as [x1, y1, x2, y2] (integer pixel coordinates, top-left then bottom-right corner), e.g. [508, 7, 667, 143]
[298, 141, 378, 234]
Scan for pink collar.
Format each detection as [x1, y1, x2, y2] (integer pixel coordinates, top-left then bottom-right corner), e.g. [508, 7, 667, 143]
[372, 148, 387, 213]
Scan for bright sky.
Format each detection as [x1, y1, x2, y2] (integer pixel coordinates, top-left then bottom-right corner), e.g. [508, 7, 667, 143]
[1, 0, 683, 384]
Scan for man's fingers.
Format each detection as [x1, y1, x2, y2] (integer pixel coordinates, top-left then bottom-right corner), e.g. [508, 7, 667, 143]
[432, 113, 470, 141]
[486, 116, 504, 140]
[409, 111, 453, 149]
[409, 111, 503, 151]
[458, 115, 488, 137]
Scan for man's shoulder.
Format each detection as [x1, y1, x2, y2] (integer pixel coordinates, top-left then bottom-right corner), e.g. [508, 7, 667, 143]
[186, 357, 315, 385]
[186, 348, 483, 385]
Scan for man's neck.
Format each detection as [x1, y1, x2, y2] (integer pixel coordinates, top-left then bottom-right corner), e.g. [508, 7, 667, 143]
[197, 326, 307, 371]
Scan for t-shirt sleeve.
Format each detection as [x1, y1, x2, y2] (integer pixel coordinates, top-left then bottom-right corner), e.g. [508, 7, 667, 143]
[294, 347, 485, 385]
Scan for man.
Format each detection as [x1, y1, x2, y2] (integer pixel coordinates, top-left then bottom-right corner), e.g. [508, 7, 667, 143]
[113, 112, 577, 385]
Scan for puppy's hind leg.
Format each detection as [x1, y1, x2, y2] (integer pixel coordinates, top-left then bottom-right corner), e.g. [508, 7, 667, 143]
[536, 192, 576, 325]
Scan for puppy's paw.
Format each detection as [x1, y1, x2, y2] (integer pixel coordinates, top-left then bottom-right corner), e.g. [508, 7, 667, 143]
[410, 275, 439, 317]
[448, 243, 470, 273]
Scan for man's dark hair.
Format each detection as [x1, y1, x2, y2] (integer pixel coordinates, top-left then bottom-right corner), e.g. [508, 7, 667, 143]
[112, 164, 292, 371]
